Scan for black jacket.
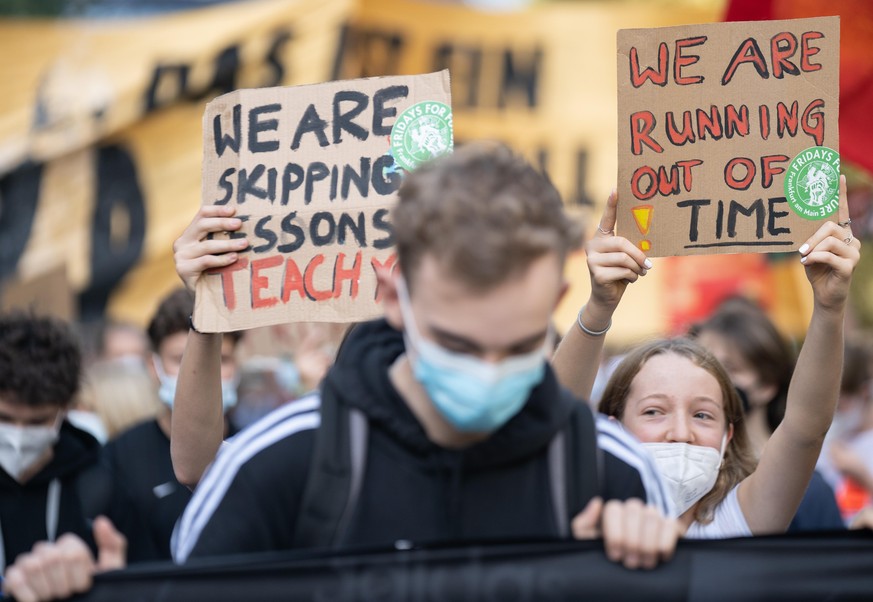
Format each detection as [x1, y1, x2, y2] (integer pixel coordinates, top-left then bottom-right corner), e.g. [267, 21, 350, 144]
[0, 421, 111, 569]
[104, 419, 191, 562]
[173, 320, 667, 562]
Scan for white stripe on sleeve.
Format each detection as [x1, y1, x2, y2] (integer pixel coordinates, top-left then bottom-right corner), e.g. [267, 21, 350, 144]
[173, 395, 321, 562]
[596, 414, 674, 517]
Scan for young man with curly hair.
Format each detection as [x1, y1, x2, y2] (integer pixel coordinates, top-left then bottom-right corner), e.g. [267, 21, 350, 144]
[103, 287, 240, 563]
[0, 312, 118, 571]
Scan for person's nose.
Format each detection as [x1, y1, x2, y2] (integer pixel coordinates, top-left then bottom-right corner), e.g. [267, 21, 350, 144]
[666, 414, 693, 443]
[479, 350, 509, 364]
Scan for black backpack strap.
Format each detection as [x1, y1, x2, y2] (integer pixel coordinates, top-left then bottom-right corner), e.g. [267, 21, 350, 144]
[547, 429, 570, 536]
[334, 407, 368, 544]
[292, 390, 369, 549]
[560, 400, 601, 532]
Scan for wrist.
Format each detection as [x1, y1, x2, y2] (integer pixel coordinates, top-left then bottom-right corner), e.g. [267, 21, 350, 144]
[577, 304, 612, 337]
[811, 301, 846, 323]
[581, 299, 615, 328]
[189, 314, 205, 335]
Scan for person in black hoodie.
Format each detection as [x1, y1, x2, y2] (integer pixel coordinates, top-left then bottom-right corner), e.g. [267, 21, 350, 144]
[4, 143, 679, 602]
[103, 287, 240, 563]
[0, 312, 121, 571]
[170, 142, 675, 563]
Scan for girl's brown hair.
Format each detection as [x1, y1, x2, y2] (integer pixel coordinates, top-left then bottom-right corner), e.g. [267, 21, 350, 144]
[598, 338, 758, 524]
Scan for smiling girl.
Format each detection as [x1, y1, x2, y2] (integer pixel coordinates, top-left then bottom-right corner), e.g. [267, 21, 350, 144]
[553, 177, 860, 536]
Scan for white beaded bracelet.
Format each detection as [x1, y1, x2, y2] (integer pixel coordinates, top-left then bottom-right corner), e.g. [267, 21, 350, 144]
[576, 306, 611, 337]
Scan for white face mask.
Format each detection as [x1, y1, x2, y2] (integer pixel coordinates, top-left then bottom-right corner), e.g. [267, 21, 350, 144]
[641, 434, 727, 518]
[153, 354, 178, 408]
[153, 354, 238, 413]
[0, 418, 62, 482]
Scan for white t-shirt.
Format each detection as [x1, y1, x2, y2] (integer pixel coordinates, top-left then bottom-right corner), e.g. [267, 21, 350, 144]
[684, 486, 752, 539]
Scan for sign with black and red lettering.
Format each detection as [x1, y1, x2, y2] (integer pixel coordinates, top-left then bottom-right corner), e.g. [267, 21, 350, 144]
[194, 70, 452, 331]
[617, 17, 839, 257]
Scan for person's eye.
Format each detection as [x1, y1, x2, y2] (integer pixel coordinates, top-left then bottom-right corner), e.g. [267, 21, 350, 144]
[642, 408, 661, 416]
[509, 342, 542, 355]
[439, 340, 474, 354]
[694, 412, 714, 420]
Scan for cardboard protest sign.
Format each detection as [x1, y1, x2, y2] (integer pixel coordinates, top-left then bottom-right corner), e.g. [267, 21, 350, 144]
[193, 70, 452, 332]
[617, 16, 839, 257]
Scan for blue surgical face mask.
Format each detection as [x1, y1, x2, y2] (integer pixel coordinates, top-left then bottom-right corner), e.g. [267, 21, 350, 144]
[153, 355, 178, 408]
[153, 355, 238, 414]
[396, 276, 550, 433]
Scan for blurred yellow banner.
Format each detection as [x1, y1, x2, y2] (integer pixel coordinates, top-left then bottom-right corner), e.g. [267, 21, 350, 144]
[0, 0, 353, 322]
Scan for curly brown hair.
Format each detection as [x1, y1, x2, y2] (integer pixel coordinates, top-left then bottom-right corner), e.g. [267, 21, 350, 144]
[0, 311, 81, 408]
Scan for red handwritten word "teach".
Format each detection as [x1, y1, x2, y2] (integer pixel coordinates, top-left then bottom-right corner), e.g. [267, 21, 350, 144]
[207, 252, 398, 310]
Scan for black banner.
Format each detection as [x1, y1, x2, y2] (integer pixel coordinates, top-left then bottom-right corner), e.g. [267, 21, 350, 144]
[77, 531, 873, 602]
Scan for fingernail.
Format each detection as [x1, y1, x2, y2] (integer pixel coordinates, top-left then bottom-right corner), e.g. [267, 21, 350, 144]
[230, 218, 241, 226]
[641, 269, 648, 277]
[800, 255, 807, 264]
[644, 259, 653, 269]
[798, 243, 809, 254]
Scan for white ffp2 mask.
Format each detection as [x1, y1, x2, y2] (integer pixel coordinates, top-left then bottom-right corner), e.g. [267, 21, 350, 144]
[153, 354, 238, 413]
[0, 419, 62, 482]
[641, 434, 727, 517]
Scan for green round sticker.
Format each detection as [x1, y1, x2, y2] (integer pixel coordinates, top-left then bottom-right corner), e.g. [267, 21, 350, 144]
[784, 146, 841, 220]
[390, 101, 453, 172]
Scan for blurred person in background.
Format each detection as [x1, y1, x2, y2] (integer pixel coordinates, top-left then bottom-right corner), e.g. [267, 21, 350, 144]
[231, 357, 295, 431]
[95, 320, 150, 368]
[231, 323, 334, 431]
[66, 320, 151, 443]
[78, 360, 162, 441]
[690, 297, 793, 455]
[690, 297, 844, 532]
[103, 287, 241, 561]
[75, 319, 149, 370]
[819, 336, 873, 523]
[0, 312, 115, 571]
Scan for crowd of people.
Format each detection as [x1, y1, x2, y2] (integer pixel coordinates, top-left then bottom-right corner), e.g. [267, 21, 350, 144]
[0, 142, 870, 601]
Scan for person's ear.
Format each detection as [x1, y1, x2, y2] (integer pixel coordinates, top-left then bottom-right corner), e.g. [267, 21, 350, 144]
[377, 267, 403, 330]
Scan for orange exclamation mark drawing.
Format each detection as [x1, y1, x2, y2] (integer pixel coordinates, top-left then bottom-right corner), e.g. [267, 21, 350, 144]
[631, 205, 653, 252]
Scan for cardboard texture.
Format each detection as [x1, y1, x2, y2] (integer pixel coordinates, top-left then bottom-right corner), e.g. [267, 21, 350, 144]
[194, 70, 452, 332]
[617, 16, 839, 257]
